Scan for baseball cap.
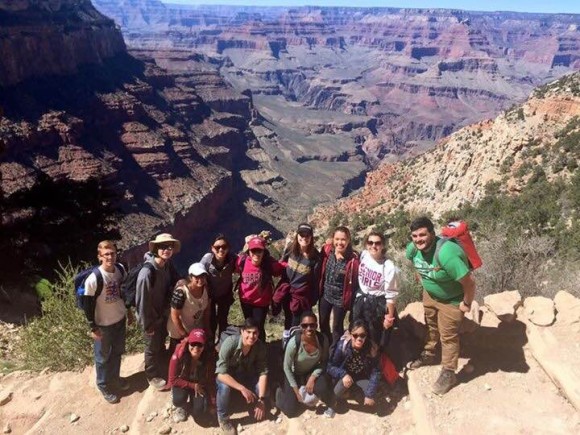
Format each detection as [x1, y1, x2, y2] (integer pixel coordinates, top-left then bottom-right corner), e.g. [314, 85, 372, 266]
[188, 262, 208, 277]
[297, 223, 313, 236]
[248, 237, 266, 250]
[188, 328, 206, 345]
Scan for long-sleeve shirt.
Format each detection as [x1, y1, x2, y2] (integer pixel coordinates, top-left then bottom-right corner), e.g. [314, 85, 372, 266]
[327, 338, 381, 399]
[215, 335, 268, 376]
[136, 257, 173, 331]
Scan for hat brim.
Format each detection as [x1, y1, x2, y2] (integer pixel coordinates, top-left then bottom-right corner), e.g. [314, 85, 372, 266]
[149, 239, 181, 253]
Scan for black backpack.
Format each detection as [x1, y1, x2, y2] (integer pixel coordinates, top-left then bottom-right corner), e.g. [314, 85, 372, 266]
[74, 264, 124, 309]
[121, 262, 156, 308]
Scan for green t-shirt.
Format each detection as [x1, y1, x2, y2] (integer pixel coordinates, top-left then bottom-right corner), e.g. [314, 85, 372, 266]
[406, 237, 470, 305]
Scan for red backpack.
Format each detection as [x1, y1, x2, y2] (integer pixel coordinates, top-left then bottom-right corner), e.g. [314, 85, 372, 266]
[438, 220, 483, 270]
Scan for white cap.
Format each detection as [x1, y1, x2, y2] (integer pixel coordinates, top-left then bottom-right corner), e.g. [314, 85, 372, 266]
[188, 262, 207, 277]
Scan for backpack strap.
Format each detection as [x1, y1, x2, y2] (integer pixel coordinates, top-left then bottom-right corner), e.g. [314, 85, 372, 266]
[234, 255, 247, 293]
[433, 237, 450, 269]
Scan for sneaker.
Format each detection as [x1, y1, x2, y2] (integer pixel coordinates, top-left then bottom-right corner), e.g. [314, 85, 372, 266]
[219, 419, 237, 435]
[323, 407, 336, 419]
[172, 406, 187, 423]
[407, 352, 437, 370]
[101, 390, 119, 404]
[432, 369, 457, 396]
[148, 377, 167, 390]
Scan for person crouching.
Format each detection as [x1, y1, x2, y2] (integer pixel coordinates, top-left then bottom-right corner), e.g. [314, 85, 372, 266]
[168, 329, 216, 423]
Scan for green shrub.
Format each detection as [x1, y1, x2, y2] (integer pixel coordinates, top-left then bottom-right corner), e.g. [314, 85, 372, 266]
[17, 263, 143, 372]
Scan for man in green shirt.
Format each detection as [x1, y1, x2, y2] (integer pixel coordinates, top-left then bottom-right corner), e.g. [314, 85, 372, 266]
[215, 318, 268, 435]
[406, 217, 476, 395]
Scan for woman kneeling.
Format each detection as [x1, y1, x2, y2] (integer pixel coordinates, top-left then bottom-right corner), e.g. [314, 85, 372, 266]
[168, 329, 215, 423]
[326, 320, 381, 417]
[276, 312, 336, 418]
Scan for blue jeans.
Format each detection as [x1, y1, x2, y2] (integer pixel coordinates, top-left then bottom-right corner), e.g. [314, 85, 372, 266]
[215, 372, 261, 422]
[94, 318, 126, 392]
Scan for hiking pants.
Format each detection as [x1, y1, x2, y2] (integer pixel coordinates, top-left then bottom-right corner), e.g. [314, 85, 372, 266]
[333, 378, 370, 402]
[143, 319, 168, 380]
[172, 385, 208, 416]
[210, 292, 234, 341]
[423, 291, 464, 371]
[319, 297, 347, 345]
[277, 373, 335, 418]
[94, 317, 126, 392]
[240, 302, 268, 342]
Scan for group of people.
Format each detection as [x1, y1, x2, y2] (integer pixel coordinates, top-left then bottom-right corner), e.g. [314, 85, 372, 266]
[81, 217, 476, 433]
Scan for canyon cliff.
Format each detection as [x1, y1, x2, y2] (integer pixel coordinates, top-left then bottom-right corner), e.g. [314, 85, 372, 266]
[94, 1, 580, 162]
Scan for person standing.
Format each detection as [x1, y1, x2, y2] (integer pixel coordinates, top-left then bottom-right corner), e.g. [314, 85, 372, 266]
[236, 236, 285, 342]
[406, 216, 476, 395]
[276, 223, 321, 343]
[318, 226, 359, 344]
[82, 240, 130, 404]
[136, 233, 181, 390]
[167, 262, 211, 356]
[200, 234, 237, 341]
[353, 231, 400, 349]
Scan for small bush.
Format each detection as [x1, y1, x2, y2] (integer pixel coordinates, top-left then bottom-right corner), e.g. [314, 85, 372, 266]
[16, 263, 143, 372]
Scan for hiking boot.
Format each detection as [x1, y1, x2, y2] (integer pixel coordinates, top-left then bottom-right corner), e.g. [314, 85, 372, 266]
[114, 377, 130, 392]
[219, 419, 237, 435]
[432, 369, 457, 395]
[407, 352, 437, 370]
[172, 406, 187, 423]
[148, 377, 167, 390]
[101, 390, 119, 404]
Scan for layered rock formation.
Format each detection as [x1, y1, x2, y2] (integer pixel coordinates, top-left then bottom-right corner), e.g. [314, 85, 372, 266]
[0, 0, 126, 86]
[93, 2, 580, 162]
[311, 72, 580, 223]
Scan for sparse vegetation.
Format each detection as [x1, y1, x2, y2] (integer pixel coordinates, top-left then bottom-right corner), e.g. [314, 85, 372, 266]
[16, 263, 143, 372]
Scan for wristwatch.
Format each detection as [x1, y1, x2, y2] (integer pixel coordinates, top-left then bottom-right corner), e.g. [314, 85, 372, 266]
[462, 300, 472, 309]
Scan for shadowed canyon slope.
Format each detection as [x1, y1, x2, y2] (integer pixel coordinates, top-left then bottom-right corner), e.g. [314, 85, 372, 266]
[93, 1, 580, 162]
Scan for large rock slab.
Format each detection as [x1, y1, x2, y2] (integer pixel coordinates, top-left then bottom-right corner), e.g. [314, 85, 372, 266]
[398, 301, 426, 341]
[524, 296, 555, 326]
[554, 291, 580, 325]
[484, 290, 522, 322]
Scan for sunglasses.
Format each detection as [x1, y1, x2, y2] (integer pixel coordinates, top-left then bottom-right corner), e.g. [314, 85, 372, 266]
[366, 240, 382, 246]
[249, 249, 264, 254]
[157, 244, 174, 251]
[352, 333, 367, 340]
[301, 322, 318, 330]
[189, 343, 204, 349]
[213, 244, 228, 251]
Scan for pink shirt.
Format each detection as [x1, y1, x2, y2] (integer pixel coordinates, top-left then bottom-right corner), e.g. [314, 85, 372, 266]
[236, 255, 286, 306]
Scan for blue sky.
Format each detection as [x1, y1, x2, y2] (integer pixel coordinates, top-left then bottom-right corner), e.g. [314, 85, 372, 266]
[162, 1, 580, 14]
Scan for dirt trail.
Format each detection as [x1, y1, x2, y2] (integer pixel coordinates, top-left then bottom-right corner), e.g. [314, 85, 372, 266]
[2, 294, 580, 434]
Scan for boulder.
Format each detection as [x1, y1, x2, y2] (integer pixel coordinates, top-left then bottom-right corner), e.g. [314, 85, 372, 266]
[480, 306, 501, 328]
[554, 291, 580, 325]
[484, 290, 522, 322]
[523, 296, 555, 326]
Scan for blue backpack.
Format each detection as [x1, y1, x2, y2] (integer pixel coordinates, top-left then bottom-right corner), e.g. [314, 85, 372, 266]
[74, 264, 123, 309]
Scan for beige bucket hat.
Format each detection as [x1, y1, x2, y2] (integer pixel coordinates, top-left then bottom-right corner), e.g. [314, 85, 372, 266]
[149, 233, 181, 253]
